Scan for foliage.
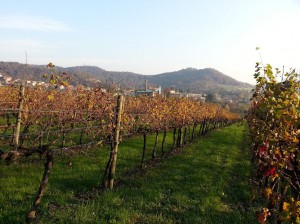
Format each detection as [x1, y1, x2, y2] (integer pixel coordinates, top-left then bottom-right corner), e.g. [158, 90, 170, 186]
[0, 84, 239, 153]
[124, 95, 239, 134]
[0, 85, 115, 152]
[0, 83, 240, 221]
[247, 63, 300, 223]
[43, 62, 70, 88]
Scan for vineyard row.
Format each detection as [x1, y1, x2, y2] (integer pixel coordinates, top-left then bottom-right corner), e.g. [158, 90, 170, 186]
[0, 85, 239, 219]
[247, 64, 300, 224]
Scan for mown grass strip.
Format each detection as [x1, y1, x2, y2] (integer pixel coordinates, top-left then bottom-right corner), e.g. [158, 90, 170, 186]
[0, 123, 256, 223]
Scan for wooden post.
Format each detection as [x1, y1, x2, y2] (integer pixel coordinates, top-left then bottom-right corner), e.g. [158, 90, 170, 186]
[191, 123, 196, 141]
[140, 132, 147, 169]
[152, 130, 159, 159]
[201, 120, 207, 135]
[176, 128, 180, 148]
[199, 120, 204, 136]
[14, 85, 25, 150]
[183, 127, 187, 145]
[171, 128, 176, 151]
[27, 150, 53, 220]
[102, 134, 114, 189]
[107, 95, 124, 189]
[161, 130, 167, 155]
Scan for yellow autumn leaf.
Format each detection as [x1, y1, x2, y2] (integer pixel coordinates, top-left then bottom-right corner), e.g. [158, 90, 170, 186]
[263, 187, 272, 199]
[48, 95, 54, 101]
[293, 138, 299, 143]
[283, 202, 291, 211]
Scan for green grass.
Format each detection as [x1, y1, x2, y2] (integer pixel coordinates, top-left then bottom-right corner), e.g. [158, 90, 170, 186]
[0, 123, 257, 224]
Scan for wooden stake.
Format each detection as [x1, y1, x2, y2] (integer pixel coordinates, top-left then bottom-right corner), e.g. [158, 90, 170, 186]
[152, 130, 159, 159]
[27, 150, 53, 220]
[14, 85, 25, 150]
[161, 130, 167, 155]
[171, 128, 176, 151]
[107, 95, 124, 189]
[141, 132, 147, 169]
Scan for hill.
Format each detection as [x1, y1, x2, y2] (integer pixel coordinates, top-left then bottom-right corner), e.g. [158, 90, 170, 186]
[0, 61, 252, 93]
[0, 62, 100, 86]
[147, 67, 252, 93]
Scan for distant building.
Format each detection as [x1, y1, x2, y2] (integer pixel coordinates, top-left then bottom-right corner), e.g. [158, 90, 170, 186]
[123, 89, 135, 97]
[135, 79, 161, 97]
[0, 74, 20, 85]
[167, 89, 206, 101]
[135, 89, 160, 97]
[185, 93, 206, 101]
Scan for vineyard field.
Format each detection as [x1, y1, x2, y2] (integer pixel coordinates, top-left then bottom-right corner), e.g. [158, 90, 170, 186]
[0, 84, 240, 222]
[0, 123, 257, 224]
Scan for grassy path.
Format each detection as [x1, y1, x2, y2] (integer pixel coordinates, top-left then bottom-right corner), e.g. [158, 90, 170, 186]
[0, 123, 257, 223]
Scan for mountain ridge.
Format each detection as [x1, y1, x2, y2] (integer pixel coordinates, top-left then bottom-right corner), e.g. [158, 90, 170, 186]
[0, 61, 252, 93]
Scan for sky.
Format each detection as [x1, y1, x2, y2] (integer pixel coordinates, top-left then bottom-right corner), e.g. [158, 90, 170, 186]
[0, 0, 300, 84]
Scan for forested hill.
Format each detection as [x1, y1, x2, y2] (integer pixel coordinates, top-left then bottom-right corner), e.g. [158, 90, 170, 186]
[147, 68, 252, 92]
[0, 62, 100, 86]
[0, 62, 252, 92]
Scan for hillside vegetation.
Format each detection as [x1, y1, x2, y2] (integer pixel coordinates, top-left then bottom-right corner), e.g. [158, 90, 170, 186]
[0, 62, 252, 94]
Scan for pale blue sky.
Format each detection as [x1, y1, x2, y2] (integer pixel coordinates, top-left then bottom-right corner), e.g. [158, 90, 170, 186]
[0, 0, 299, 84]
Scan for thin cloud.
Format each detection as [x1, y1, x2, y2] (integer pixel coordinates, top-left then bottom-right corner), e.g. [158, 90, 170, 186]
[0, 39, 59, 64]
[0, 14, 72, 32]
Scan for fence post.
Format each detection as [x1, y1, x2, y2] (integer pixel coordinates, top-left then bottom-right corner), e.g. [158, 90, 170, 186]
[14, 84, 25, 150]
[107, 95, 125, 189]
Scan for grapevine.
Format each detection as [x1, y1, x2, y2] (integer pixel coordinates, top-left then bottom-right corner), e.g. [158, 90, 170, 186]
[247, 63, 300, 224]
